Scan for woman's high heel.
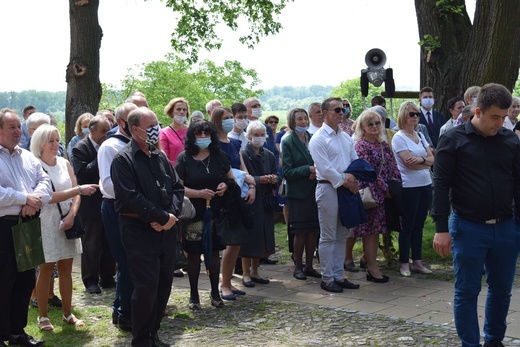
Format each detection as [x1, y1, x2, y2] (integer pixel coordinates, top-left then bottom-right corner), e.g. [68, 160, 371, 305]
[366, 270, 389, 283]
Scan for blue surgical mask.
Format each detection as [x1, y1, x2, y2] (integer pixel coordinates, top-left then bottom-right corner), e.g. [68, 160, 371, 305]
[295, 125, 309, 134]
[82, 127, 90, 135]
[343, 107, 351, 116]
[195, 137, 212, 149]
[222, 119, 235, 133]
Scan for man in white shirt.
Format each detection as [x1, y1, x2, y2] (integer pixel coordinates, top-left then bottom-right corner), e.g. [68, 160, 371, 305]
[228, 103, 249, 150]
[307, 102, 323, 134]
[308, 97, 360, 293]
[0, 108, 51, 347]
[98, 102, 136, 331]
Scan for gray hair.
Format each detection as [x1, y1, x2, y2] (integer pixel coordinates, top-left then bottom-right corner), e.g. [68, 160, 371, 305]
[30, 124, 60, 158]
[245, 120, 266, 140]
[26, 112, 51, 130]
[115, 103, 138, 120]
[307, 102, 321, 115]
[370, 105, 387, 120]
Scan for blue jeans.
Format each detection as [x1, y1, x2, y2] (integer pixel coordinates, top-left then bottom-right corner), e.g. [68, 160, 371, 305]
[450, 213, 520, 347]
[101, 200, 134, 320]
[399, 185, 431, 264]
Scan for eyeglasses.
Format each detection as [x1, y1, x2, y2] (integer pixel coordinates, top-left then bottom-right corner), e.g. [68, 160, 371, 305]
[330, 107, 345, 114]
[408, 112, 421, 117]
[343, 104, 350, 108]
[194, 129, 212, 136]
[366, 121, 381, 127]
[268, 121, 278, 124]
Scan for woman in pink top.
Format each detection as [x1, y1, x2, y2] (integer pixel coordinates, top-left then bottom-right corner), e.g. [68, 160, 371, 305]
[160, 97, 190, 165]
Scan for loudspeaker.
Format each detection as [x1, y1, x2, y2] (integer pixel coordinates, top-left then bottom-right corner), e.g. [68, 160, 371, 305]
[365, 49, 386, 70]
[361, 70, 369, 97]
[385, 68, 395, 98]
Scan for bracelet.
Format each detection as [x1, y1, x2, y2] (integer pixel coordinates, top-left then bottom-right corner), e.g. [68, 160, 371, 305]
[78, 185, 83, 195]
[421, 157, 426, 164]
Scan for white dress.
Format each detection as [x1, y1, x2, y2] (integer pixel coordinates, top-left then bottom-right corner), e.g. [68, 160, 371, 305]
[40, 157, 82, 263]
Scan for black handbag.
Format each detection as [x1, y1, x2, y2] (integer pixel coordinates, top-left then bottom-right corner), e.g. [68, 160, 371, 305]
[215, 208, 249, 246]
[48, 178, 85, 240]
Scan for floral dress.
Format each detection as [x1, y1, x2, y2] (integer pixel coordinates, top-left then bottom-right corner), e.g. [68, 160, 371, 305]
[353, 138, 401, 237]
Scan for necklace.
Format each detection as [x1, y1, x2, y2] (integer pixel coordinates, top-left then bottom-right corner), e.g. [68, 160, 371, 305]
[199, 156, 211, 173]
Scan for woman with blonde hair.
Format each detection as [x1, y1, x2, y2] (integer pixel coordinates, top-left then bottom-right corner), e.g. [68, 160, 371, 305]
[31, 124, 99, 331]
[160, 97, 190, 165]
[66, 112, 93, 159]
[352, 110, 401, 283]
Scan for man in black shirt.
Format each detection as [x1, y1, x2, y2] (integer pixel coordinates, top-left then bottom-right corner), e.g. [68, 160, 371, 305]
[432, 83, 520, 347]
[111, 107, 184, 347]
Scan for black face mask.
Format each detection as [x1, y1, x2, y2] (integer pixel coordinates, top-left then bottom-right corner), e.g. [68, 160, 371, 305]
[122, 120, 131, 136]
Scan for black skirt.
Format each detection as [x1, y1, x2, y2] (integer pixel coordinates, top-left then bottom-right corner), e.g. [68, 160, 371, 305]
[288, 197, 319, 234]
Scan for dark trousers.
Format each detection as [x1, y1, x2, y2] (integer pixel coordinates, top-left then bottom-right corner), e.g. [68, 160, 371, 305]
[101, 200, 134, 319]
[81, 217, 115, 288]
[119, 216, 176, 347]
[0, 219, 35, 340]
[399, 184, 432, 263]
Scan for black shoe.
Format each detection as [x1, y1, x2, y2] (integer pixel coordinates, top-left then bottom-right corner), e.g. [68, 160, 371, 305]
[8, 333, 44, 347]
[30, 299, 38, 308]
[210, 294, 225, 308]
[251, 276, 270, 284]
[366, 271, 389, 283]
[320, 281, 343, 293]
[99, 278, 116, 289]
[303, 268, 322, 278]
[117, 316, 132, 332]
[359, 258, 367, 269]
[293, 268, 307, 280]
[259, 258, 278, 265]
[232, 289, 246, 295]
[242, 279, 255, 288]
[151, 333, 170, 347]
[335, 279, 360, 289]
[483, 342, 505, 347]
[188, 296, 201, 310]
[86, 284, 101, 294]
[48, 295, 62, 308]
[173, 270, 184, 278]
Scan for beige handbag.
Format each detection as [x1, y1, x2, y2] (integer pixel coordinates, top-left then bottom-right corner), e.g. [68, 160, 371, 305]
[359, 144, 384, 210]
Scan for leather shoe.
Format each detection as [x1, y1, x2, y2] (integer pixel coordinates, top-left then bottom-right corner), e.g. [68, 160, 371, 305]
[173, 270, 184, 278]
[151, 333, 170, 347]
[343, 262, 360, 272]
[335, 279, 360, 289]
[220, 289, 236, 301]
[251, 276, 270, 284]
[117, 316, 132, 332]
[303, 268, 321, 278]
[48, 295, 62, 308]
[293, 268, 307, 280]
[86, 284, 101, 294]
[259, 257, 278, 265]
[8, 333, 44, 347]
[320, 281, 343, 293]
[242, 279, 255, 288]
[366, 271, 389, 283]
[483, 341, 505, 347]
[99, 278, 116, 289]
[232, 289, 246, 295]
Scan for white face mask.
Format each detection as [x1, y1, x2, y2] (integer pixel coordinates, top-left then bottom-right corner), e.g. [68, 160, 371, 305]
[421, 98, 435, 109]
[235, 119, 247, 130]
[173, 115, 187, 124]
[251, 108, 262, 119]
[251, 136, 266, 147]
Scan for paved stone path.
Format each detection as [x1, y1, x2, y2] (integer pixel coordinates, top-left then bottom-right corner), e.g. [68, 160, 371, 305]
[70, 257, 520, 346]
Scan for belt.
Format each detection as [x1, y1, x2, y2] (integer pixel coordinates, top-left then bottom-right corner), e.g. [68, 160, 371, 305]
[102, 198, 115, 202]
[0, 215, 19, 221]
[457, 212, 513, 225]
[318, 180, 331, 184]
[120, 213, 139, 219]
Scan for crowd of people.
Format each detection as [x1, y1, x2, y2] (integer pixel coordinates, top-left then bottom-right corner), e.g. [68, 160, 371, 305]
[1, 83, 519, 347]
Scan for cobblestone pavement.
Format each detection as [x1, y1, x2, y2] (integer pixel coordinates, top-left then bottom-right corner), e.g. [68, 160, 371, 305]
[69, 258, 520, 347]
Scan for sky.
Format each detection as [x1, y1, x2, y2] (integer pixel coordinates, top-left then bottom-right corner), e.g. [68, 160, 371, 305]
[0, 0, 475, 93]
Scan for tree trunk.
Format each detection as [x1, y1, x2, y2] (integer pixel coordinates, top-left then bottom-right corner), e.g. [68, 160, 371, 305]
[415, 0, 520, 116]
[65, 0, 102, 144]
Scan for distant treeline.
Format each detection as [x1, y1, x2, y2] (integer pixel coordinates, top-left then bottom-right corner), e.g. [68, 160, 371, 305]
[0, 85, 334, 118]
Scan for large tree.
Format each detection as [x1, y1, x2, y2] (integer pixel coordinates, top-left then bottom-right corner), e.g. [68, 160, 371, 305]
[415, 0, 520, 115]
[65, 0, 291, 143]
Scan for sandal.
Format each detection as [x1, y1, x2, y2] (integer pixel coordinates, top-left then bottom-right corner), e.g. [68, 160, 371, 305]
[37, 316, 54, 331]
[62, 313, 85, 327]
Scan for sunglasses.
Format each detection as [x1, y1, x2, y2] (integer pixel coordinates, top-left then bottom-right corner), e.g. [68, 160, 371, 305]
[408, 112, 421, 117]
[330, 107, 345, 114]
[366, 121, 381, 127]
[343, 103, 350, 108]
[194, 129, 212, 136]
[268, 121, 279, 124]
